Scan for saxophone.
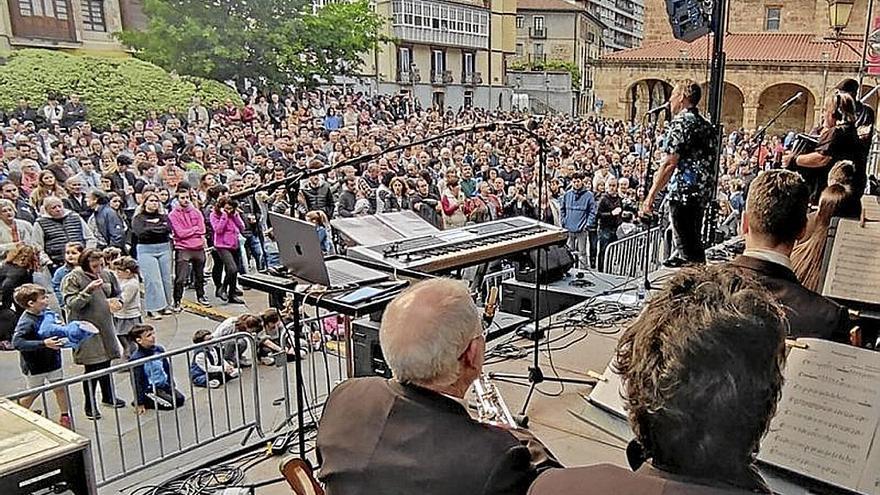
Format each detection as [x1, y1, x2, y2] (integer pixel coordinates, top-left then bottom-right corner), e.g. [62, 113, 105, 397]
[472, 286, 518, 428]
[473, 372, 518, 427]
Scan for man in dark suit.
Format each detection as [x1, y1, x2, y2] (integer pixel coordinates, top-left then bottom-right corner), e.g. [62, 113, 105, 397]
[729, 170, 850, 343]
[530, 265, 787, 495]
[317, 279, 560, 495]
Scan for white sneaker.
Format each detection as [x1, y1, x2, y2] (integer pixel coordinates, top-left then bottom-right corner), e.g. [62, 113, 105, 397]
[208, 379, 221, 388]
[260, 356, 275, 366]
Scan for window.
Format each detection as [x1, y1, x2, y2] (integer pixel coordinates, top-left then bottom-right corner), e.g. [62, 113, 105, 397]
[18, 0, 69, 19]
[463, 51, 475, 77]
[515, 43, 524, 57]
[533, 16, 544, 30]
[81, 0, 106, 31]
[516, 16, 523, 28]
[398, 46, 412, 72]
[765, 7, 781, 31]
[431, 49, 446, 76]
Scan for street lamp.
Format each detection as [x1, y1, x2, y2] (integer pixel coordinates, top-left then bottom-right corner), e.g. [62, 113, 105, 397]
[827, 0, 855, 36]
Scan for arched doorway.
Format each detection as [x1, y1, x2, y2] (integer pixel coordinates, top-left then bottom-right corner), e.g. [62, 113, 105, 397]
[627, 79, 673, 122]
[756, 83, 815, 134]
[698, 82, 745, 131]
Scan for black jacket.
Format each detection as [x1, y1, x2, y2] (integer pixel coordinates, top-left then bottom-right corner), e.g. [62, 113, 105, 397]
[337, 189, 356, 218]
[729, 255, 850, 343]
[302, 182, 335, 219]
[597, 193, 623, 230]
[317, 378, 560, 495]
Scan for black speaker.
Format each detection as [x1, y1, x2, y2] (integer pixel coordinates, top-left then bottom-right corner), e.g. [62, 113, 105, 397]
[514, 245, 575, 284]
[351, 317, 392, 378]
[666, 0, 711, 42]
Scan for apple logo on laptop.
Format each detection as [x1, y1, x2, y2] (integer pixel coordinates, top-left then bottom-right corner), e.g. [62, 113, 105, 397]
[295, 244, 303, 256]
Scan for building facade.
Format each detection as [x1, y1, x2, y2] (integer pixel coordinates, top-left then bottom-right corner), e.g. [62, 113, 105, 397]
[0, 0, 144, 52]
[513, 0, 605, 114]
[355, 0, 517, 110]
[595, 0, 875, 134]
[580, 0, 643, 51]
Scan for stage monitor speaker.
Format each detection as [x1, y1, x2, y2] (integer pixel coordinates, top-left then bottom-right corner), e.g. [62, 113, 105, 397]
[666, 0, 711, 42]
[514, 245, 575, 284]
[0, 399, 97, 495]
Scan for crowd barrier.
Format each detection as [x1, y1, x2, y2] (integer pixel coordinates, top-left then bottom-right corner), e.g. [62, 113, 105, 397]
[5, 320, 350, 488]
[601, 226, 664, 277]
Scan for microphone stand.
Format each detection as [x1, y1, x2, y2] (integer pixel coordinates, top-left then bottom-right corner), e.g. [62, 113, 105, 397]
[639, 109, 661, 291]
[747, 95, 803, 164]
[488, 123, 597, 424]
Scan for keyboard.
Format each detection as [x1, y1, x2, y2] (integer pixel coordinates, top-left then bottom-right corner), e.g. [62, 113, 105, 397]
[348, 217, 568, 273]
[326, 259, 388, 287]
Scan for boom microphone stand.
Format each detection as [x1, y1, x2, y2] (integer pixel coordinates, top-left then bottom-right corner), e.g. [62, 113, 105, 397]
[639, 108, 661, 291]
[489, 121, 597, 423]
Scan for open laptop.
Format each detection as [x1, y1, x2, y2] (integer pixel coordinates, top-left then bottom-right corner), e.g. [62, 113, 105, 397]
[270, 212, 389, 288]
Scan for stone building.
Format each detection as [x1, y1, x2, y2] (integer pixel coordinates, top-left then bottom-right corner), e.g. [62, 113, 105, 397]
[595, 0, 875, 134]
[0, 0, 145, 53]
[512, 0, 605, 113]
[354, 0, 517, 110]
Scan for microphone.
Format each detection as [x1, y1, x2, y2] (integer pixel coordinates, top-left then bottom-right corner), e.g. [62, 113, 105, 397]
[645, 102, 669, 115]
[780, 92, 803, 108]
[483, 286, 498, 328]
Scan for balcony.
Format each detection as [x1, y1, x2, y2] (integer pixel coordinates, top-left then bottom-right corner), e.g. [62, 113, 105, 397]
[530, 27, 546, 39]
[397, 69, 421, 84]
[462, 71, 482, 85]
[432, 70, 454, 85]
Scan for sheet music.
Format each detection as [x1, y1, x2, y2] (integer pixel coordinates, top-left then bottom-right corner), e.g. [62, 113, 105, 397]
[587, 361, 628, 419]
[758, 338, 880, 495]
[821, 219, 880, 305]
[862, 196, 880, 222]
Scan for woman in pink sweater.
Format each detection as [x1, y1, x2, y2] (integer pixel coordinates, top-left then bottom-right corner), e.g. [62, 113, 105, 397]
[209, 198, 245, 304]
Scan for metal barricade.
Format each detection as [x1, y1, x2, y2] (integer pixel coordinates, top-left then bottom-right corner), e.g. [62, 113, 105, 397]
[5, 332, 263, 487]
[601, 226, 664, 277]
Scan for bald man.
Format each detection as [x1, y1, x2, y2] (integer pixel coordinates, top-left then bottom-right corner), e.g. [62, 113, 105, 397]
[316, 279, 560, 495]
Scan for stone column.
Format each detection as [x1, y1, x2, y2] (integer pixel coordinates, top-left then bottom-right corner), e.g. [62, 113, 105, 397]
[812, 106, 824, 131]
[742, 105, 759, 131]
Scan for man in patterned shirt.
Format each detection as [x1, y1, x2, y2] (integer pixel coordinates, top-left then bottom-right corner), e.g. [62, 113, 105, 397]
[642, 79, 717, 265]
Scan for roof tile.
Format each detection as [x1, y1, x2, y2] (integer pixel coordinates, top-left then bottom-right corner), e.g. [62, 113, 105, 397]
[602, 33, 862, 64]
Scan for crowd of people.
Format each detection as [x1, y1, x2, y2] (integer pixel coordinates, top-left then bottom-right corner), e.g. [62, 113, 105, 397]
[0, 74, 871, 429]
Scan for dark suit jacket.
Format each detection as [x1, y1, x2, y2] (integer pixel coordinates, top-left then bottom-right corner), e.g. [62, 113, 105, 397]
[729, 255, 850, 343]
[317, 377, 559, 495]
[528, 463, 770, 495]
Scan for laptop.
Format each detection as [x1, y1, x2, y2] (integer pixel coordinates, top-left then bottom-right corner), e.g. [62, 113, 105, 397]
[270, 212, 389, 288]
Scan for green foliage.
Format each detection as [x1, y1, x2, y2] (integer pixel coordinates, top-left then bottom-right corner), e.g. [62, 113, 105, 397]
[508, 59, 582, 90]
[0, 49, 240, 129]
[118, 0, 385, 90]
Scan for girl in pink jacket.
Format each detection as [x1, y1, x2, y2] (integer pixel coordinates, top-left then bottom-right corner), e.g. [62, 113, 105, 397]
[209, 198, 245, 304]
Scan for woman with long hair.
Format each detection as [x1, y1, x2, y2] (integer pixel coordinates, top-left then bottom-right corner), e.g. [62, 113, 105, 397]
[30, 170, 68, 211]
[0, 244, 40, 347]
[210, 197, 245, 304]
[132, 192, 175, 318]
[791, 185, 850, 291]
[61, 248, 125, 419]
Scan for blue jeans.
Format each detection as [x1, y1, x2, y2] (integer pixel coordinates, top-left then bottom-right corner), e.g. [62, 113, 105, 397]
[240, 234, 265, 273]
[137, 242, 174, 312]
[597, 228, 618, 272]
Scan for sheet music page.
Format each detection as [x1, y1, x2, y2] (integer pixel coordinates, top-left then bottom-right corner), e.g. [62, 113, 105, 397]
[758, 338, 880, 494]
[862, 196, 880, 222]
[587, 361, 628, 418]
[821, 219, 880, 305]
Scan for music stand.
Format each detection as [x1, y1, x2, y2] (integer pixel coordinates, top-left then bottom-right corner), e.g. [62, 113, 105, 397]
[488, 123, 597, 422]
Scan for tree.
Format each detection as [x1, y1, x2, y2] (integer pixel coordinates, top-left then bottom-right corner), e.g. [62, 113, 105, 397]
[117, 0, 384, 91]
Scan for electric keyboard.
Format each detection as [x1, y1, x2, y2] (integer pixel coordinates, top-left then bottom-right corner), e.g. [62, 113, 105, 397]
[347, 217, 568, 273]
